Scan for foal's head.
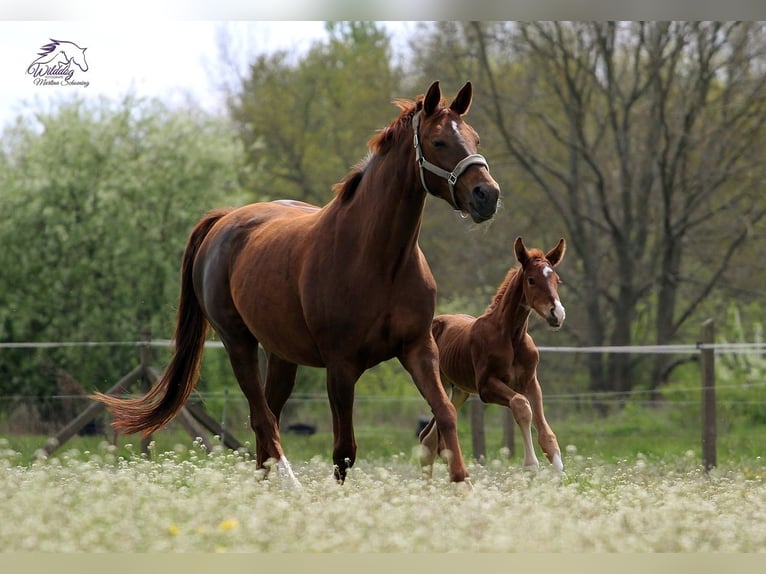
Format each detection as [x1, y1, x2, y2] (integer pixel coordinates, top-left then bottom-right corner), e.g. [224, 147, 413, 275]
[515, 236, 567, 329]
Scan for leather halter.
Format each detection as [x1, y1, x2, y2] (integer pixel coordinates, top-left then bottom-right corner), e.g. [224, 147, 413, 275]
[411, 110, 489, 209]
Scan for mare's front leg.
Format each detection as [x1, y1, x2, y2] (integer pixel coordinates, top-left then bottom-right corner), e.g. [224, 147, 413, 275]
[400, 337, 470, 484]
[326, 362, 362, 483]
[476, 372, 540, 472]
[419, 385, 470, 477]
[526, 374, 563, 473]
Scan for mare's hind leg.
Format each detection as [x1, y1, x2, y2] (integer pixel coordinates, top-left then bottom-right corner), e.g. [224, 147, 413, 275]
[419, 386, 470, 477]
[263, 352, 298, 431]
[326, 362, 363, 483]
[219, 333, 300, 487]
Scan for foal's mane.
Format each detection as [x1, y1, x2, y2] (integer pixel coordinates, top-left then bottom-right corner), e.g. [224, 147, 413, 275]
[486, 249, 547, 312]
[332, 96, 427, 201]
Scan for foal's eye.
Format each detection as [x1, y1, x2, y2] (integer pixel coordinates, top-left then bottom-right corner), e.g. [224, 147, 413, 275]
[527, 278, 535, 286]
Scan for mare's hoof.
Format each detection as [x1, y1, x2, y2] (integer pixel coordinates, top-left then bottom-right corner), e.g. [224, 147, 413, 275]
[452, 478, 474, 494]
[276, 456, 302, 490]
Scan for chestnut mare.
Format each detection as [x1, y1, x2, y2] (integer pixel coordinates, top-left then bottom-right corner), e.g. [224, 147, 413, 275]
[419, 237, 566, 477]
[93, 81, 500, 487]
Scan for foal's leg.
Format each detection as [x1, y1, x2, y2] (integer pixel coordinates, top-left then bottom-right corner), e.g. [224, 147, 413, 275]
[400, 337, 470, 484]
[477, 375, 540, 471]
[419, 386, 470, 477]
[221, 334, 300, 488]
[326, 362, 362, 483]
[526, 374, 563, 473]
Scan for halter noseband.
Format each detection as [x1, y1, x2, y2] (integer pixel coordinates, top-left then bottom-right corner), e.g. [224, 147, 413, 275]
[412, 110, 489, 209]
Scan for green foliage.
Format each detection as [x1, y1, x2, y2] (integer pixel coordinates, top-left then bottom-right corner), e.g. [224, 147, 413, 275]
[228, 21, 402, 205]
[715, 304, 766, 426]
[0, 95, 244, 408]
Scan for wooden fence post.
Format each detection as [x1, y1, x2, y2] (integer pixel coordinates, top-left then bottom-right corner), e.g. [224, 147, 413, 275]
[700, 318, 717, 472]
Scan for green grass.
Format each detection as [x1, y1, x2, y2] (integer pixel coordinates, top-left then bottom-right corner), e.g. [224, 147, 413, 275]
[2, 401, 763, 471]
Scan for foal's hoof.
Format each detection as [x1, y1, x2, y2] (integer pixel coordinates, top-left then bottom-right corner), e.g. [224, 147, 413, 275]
[523, 463, 540, 476]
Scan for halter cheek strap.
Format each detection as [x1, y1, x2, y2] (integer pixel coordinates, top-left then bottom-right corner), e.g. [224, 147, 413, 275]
[412, 111, 489, 209]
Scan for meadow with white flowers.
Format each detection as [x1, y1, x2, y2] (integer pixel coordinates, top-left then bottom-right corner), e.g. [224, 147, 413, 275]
[0, 438, 764, 553]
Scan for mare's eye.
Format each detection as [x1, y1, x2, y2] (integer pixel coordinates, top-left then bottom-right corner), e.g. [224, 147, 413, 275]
[432, 139, 446, 148]
[527, 278, 535, 286]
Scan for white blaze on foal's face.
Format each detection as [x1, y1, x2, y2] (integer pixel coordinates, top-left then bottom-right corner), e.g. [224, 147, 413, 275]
[553, 299, 566, 324]
[544, 265, 566, 325]
[533, 262, 565, 327]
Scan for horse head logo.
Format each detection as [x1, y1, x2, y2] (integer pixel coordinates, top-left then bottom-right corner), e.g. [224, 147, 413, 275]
[31, 39, 89, 72]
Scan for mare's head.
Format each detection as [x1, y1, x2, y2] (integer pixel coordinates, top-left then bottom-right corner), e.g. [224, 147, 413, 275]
[515, 236, 567, 329]
[412, 81, 500, 223]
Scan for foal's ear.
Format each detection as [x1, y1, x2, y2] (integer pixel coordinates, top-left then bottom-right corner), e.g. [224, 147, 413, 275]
[423, 81, 442, 116]
[546, 238, 567, 267]
[449, 81, 473, 115]
[514, 236, 530, 267]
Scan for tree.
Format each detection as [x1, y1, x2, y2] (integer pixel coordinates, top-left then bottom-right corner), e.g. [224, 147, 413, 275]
[0, 95, 244, 419]
[410, 22, 766, 400]
[227, 21, 403, 205]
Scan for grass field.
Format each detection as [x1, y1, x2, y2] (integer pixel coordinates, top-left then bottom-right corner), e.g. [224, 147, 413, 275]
[1, 426, 764, 552]
[2, 393, 764, 553]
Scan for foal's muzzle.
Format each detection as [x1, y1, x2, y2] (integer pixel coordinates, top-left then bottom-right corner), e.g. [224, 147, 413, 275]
[547, 300, 566, 329]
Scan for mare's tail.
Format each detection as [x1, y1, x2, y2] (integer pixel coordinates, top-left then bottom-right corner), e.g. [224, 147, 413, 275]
[91, 209, 231, 437]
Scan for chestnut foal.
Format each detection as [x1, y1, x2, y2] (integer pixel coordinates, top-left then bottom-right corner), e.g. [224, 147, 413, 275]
[420, 237, 566, 476]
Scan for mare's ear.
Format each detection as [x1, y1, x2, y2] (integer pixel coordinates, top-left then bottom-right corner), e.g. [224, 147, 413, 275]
[546, 238, 567, 267]
[514, 236, 530, 267]
[423, 81, 441, 116]
[449, 81, 473, 115]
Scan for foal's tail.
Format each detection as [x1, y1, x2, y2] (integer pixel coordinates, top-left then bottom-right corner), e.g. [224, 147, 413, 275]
[91, 209, 231, 437]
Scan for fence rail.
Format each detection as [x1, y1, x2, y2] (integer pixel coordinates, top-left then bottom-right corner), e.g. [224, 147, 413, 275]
[2, 320, 764, 471]
[2, 339, 765, 354]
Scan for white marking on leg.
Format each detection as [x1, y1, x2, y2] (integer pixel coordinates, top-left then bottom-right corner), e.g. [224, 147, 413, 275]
[520, 423, 540, 473]
[277, 455, 302, 490]
[552, 453, 564, 474]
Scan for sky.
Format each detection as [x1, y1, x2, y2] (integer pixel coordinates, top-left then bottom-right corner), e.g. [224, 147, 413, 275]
[0, 21, 349, 129]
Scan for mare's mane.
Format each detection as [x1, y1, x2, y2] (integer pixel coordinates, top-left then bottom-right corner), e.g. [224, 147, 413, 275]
[486, 248, 547, 312]
[332, 96, 427, 201]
